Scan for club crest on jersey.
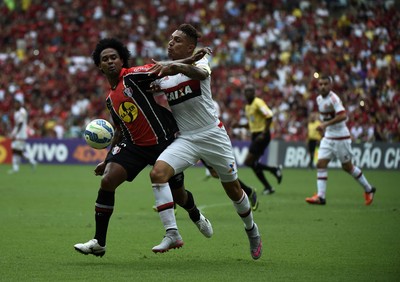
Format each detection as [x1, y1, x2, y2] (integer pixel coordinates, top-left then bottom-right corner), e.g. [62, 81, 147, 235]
[123, 87, 133, 98]
[112, 145, 121, 155]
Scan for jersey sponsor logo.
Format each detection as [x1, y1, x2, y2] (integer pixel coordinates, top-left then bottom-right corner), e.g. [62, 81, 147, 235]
[118, 102, 138, 122]
[228, 161, 236, 173]
[165, 84, 201, 105]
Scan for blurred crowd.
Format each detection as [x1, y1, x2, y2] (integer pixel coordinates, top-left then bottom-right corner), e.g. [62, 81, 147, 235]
[0, 0, 399, 142]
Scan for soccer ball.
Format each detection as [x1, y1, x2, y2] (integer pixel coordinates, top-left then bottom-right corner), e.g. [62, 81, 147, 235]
[84, 119, 114, 149]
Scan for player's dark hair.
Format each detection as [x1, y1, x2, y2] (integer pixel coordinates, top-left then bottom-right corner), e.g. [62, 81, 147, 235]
[319, 74, 333, 83]
[178, 23, 201, 46]
[92, 38, 130, 68]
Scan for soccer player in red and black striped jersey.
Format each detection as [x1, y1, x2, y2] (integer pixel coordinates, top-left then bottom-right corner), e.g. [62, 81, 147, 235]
[74, 38, 212, 257]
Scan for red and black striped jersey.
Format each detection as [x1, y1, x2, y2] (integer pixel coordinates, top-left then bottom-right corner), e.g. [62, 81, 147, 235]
[106, 65, 178, 146]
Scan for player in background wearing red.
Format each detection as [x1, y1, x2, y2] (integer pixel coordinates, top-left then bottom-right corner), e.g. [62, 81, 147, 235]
[306, 75, 376, 206]
[74, 38, 212, 257]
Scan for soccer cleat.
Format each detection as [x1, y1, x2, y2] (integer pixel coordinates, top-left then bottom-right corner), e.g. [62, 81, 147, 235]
[275, 165, 283, 184]
[262, 188, 275, 195]
[74, 239, 106, 257]
[245, 223, 262, 260]
[152, 230, 184, 253]
[305, 194, 326, 205]
[249, 189, 259, 211]
[364, 187, 376, 206]
[195, 214, 213, 238]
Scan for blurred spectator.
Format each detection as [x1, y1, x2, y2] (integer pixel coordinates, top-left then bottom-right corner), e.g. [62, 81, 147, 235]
[0, 0, 398, 142]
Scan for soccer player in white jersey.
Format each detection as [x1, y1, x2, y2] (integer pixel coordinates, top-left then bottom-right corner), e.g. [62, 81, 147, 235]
[8, 99, 37, 174]
[305, 75, 376, 206]
[149, 24, 262, 259]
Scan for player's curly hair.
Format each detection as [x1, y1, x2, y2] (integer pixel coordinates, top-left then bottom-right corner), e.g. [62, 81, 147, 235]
[92, 38, 130, 68]
[178, 24, 201, 46]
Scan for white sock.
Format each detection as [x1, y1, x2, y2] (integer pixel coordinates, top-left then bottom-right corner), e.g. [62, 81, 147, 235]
[152, 183, 177, 231]
[12, 155, 21, 171]
[317, 169, 327, 198]
[23, 151, 37, 166]
[350, 166, 372, 192]
[232, 190, 254, 230]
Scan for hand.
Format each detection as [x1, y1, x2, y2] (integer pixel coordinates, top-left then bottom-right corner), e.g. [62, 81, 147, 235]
[148, 81, 161, 93]
[191, 47, 212, 62]
[148, 60, 178, 77]
[317, 123, 326, 134]
[94, 161, 106, 176]
[255, 134, 265, 142]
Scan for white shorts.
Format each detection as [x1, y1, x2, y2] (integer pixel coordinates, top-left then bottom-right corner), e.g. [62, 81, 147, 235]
[11, 140, 27, 151]
[157, 125, 238, 182]
[318, 137, 353, 163]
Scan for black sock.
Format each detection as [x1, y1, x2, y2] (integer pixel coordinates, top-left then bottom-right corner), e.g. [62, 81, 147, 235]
[181, 190, 200, 222]
[238, 179, 252, 197]
[94, 189, 115, 246]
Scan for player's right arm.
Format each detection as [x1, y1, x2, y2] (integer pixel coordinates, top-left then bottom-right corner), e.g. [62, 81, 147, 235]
[10, 122, 23, 139]
[95, 122, 121, 176]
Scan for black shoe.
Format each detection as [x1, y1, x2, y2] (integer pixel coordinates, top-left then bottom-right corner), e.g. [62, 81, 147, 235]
[275, 165, 283, 184]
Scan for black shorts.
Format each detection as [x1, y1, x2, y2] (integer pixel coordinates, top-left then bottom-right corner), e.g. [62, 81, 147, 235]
[105, 140, 184, 189]
[308, 139, 318, 152]
[249, 131, 271, 157]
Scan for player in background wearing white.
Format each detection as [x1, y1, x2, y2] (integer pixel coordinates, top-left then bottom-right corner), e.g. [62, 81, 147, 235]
[305, 75, 376, 205]
[149, 24, 262, 259]
[8, 98, 37, 174]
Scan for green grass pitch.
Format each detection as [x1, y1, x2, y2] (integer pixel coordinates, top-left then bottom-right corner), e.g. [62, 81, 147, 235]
[1, 164, 399, 281]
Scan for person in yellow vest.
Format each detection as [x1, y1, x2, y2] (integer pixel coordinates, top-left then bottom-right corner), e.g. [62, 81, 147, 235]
[307, 112, 322, 169]
[236, 84, 282, 195]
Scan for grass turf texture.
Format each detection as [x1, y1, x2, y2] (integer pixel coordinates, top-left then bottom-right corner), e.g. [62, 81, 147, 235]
[1, 164, 399, 281]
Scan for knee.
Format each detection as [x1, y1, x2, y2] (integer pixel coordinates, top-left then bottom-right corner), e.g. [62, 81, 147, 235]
[100, 175, 117, 191]
[342, 163, 353, 173]
[150, 165, 170, 183]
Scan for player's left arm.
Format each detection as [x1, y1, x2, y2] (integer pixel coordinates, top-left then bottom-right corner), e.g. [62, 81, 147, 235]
[149, 49, 211, 80]
[10, 122, 23, 139]
[259, 100, 274, 132]
[319, 111, 347, 132]
[150, 62, 209, 80]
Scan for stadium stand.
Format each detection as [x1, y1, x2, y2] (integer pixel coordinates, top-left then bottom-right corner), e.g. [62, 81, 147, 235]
[0, 0, 399, 142]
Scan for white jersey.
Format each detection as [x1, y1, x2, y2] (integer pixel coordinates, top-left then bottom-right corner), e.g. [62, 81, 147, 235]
[12, 106, 28, 140]
[158, 57, 219, 134]
[316, 91, 350, 139]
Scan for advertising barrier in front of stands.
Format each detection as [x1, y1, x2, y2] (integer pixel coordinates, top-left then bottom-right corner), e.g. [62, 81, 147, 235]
[0, 138, 398, 170]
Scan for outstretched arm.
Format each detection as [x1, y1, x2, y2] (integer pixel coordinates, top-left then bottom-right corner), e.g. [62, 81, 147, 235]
[149, 47, 211, 80]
